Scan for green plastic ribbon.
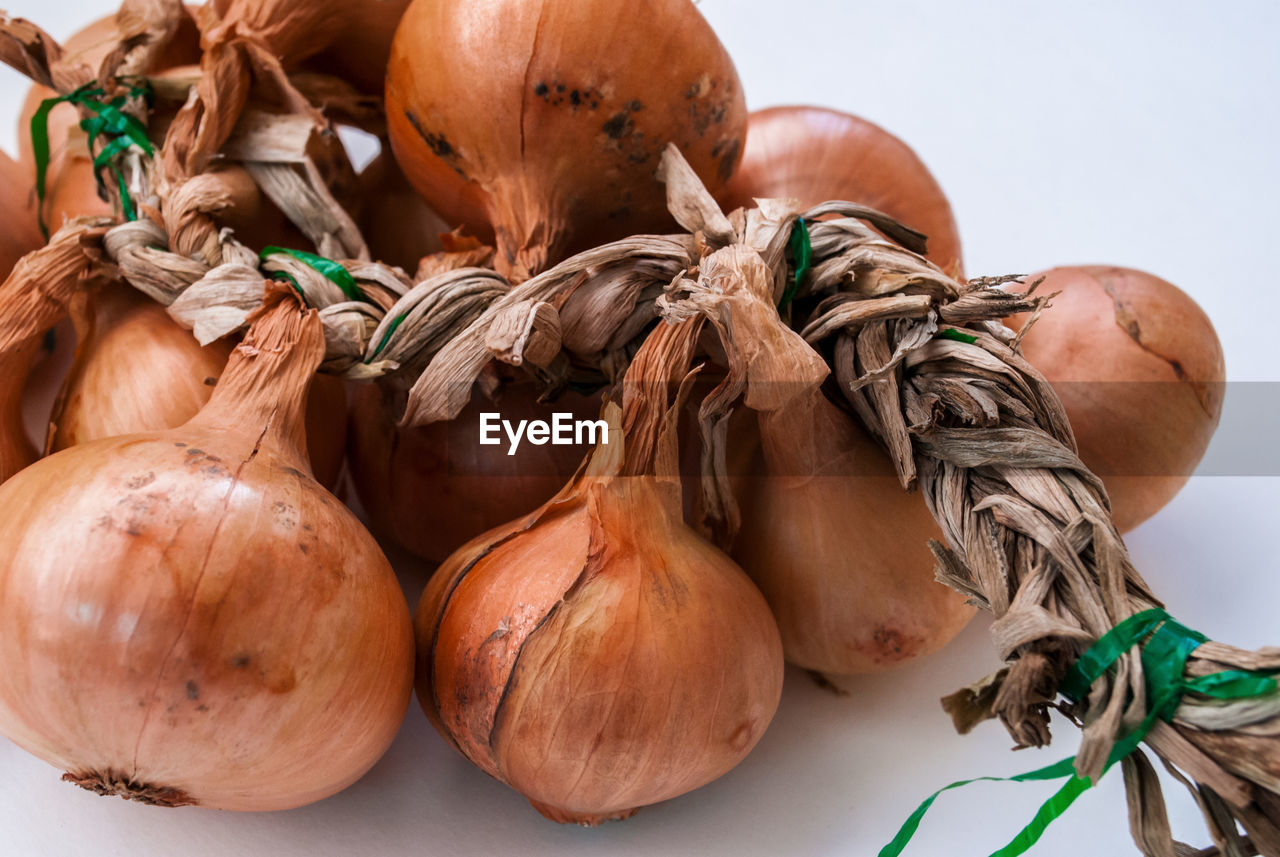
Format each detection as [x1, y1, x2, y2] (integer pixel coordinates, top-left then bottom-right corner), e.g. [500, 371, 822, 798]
[782, 216, 811, 311]
[31, 79, 154, 238]
[879, 608, 1278, 857]
[938, 327, 979, 344]
[369, 313, 407, 360]
[260, 246, 366, 307]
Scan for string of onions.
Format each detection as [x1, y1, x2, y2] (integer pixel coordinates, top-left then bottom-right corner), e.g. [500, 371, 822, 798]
[1006, 265, 1225, 532]
[386, 0, 748, 281]
[0, 285, 413, 810]
[415, 316, 783, 823]
[679, 244, 973, 675]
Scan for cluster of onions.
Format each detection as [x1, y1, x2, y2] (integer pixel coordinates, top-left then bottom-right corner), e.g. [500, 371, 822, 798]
[49, 280, 349, 490]
[688, 245, 973, 674]
[349, 378, 598, 562]
[386, 0, 748, 281]
[723, 106, 963, 276]
[0, 288, 413, 810]
[1006, 265, 1225, 532]
[416, 317, 783, 823]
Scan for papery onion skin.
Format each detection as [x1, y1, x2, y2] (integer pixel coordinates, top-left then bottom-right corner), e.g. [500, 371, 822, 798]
[1006, 265, 1225, 532]
[386, 0, 747, 280]
[723, 105, 963, 276]
[348, 379, 597, 563]
[416, 320, 783, 824]
[0, 295, 412, 810]
[50, 282, 349, 491]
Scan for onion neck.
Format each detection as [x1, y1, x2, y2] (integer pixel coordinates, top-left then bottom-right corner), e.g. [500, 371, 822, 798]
[489, 178, 566, 283]
[188, 290, 325, 467]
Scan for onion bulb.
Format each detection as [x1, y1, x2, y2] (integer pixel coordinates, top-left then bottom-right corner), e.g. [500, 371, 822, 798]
[686, 245, 973, 674]
[49, 280, 349, 491]
[0, 223, 98, 484]
[723, 106, 963, 276]
[356, 151, 449, 272]
[0, 289, 413, 810]
[348, 378, 599, 563]
[302, 0, 415, 95]
[1006, 265, 1225, 532]
[386, 0, 747, 281]
[416, 317, 782, 823]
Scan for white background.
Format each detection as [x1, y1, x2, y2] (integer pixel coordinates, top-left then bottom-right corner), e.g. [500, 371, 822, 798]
[1, 1, 1278, 856]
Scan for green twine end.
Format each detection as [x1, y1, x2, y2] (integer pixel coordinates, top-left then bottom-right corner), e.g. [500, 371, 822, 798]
[260, 246, 366, 305]
[879, 608, 1279, 857]
[31, 79, 155, 239]
[782, 216, 812, 311]
[369, 313, 407, 361]
[938, 328, 979, 344]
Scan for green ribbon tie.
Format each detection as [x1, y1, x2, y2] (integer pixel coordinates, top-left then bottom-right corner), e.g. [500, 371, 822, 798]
[369, 313, 407, 361]
[31, 79, 155, 239]
[880, 608, 1278, 857]
[260, 246, 367, 307]
[782, 216, 811, 311]
[938, 327, 979, 344]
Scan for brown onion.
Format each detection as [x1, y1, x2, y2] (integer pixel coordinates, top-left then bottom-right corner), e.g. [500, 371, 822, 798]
[689, 245, 973, 674]
[0, 224, 98, 484]
[386, 0, 747, 281]
[416, 318, 782, 823]
[1006, 265, 1225, 532]
[49, 280, 349, 491]
[302, 0, 415, 95]
[0, 290, 413, 810]
[723, 106, 963, 275]
[348, 378, 598, 563]
[355, 151, 448, 271]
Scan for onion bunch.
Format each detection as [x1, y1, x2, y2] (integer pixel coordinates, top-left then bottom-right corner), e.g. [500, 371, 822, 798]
[0, 288, 413, 810]
[416, 317, 782, 823]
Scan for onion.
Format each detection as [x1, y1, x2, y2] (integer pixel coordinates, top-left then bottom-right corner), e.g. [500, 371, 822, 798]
[416, 318, 782, 823]
[302, 0, 415, 95]
[0, 224, 98, 484]
[688, 245, 973, 674]
[0, 150, 43, 285]
[386, 0, 747, 281]
[722, 106, 963, 275]
[356, 151, 448, 272]
[0, 290, 413, 810]
[348, 378, 598, 563]
[49, 281, 349, 491]
[1005, 265, 1225, 532]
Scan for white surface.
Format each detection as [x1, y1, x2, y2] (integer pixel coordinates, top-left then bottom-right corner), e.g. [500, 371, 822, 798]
[1, 2, 1278, 856]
